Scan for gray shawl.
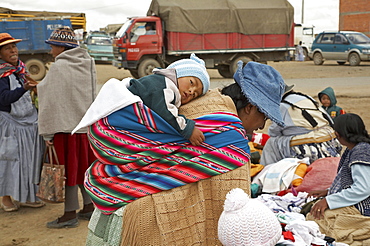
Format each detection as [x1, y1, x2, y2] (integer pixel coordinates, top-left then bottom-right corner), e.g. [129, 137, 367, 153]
[37, 47, 96, 136]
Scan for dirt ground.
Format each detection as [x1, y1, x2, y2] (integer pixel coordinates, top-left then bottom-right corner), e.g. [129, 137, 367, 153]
[1, 60, 370, 246]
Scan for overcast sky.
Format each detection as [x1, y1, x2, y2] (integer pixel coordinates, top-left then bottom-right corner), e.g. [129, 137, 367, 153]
[2, 0, 339, 34]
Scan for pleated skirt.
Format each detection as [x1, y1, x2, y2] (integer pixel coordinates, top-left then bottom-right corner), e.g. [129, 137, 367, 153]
[0, 111, 44, 203]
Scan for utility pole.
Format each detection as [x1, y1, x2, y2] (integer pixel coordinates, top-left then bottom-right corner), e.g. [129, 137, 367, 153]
[301, 0, 304, 24]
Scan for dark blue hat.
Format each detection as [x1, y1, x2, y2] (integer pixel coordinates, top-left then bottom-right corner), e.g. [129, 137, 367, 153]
[233, 61, 285, 126]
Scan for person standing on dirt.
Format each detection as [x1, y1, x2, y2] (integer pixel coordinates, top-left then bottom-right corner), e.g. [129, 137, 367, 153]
[37, 27, 97, 228]
[295, 41, 305, 61]
[0, 33, 45, 212]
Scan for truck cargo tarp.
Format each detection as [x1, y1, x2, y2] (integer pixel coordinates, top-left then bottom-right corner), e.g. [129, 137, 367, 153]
[0, 7, 85, 18]
[147, 0, 294, 35]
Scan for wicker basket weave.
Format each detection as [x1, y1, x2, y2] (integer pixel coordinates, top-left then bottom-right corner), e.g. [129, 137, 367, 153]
[121, 165, 250, 246]
[179, 88, 237, 119]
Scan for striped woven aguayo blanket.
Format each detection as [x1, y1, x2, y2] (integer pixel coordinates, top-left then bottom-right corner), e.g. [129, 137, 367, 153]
[85, 101, 250, 215]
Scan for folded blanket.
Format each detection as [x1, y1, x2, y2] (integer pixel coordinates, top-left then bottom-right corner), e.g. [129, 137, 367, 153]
[72, 78, 141, 134]
[85, 102, 251, 214]
[307, 206, 370, 245]
[257, 157, 310, 193]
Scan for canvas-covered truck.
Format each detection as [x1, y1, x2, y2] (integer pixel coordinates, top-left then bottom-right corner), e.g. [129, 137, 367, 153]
[113, 0, 295, 78]
[0, 7, 86, 80]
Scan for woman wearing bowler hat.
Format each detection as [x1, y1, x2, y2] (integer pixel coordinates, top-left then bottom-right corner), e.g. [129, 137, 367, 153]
[0, 33, 45, 212]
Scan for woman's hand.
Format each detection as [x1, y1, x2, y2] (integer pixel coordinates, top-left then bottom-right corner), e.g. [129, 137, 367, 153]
[310, 197, 329, 220]
[189, 127, 205, 146]
[24, 76, 38, 90]
[45, 140, 54, 146]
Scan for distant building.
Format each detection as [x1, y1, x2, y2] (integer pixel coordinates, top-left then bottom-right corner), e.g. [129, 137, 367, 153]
[101, 23, 123, 37]
[339, 0, 370, 37]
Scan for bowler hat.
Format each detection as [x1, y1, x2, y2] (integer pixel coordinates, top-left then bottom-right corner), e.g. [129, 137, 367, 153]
[0, 33, 22, 47]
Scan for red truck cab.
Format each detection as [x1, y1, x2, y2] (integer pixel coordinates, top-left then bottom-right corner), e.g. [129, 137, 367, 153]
[113, 16, 163, 78]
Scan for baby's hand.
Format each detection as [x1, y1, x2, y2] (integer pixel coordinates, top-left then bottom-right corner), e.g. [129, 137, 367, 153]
[189, 127, 205, 146]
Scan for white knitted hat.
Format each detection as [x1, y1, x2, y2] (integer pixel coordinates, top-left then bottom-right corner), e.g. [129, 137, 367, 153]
[218, 188, 282, 246]
[167, 53, 210, 95]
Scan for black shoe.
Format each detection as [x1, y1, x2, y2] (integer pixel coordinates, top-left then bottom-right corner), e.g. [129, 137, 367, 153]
[46, 217, 79, 229]
[77, 211, 93, 220]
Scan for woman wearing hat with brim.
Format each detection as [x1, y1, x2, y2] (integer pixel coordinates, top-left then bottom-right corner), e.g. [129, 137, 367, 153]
[37, 26, 97, 228]
[0, 33, 45, 211]
[77, 60, 286, 245]
[221, 60, 286, 134]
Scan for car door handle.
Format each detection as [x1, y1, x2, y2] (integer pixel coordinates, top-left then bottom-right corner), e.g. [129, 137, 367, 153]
[152, 41, 157, 44]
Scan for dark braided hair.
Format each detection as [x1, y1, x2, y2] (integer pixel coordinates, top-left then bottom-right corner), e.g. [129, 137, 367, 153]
[334, 113, 370, 144]
[221, 83, 250, 110]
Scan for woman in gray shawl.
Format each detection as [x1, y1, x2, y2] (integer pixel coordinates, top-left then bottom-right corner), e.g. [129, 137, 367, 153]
[37, 27, 97, 228]
[0, 33, 44, 211]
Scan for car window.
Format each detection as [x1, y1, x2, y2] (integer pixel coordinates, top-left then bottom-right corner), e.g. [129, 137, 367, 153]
[87, 36, 112, 46]
[318, 34, 335, 44]
[345, 33, 370, 44]
[334, 34, 348, 44]
[130, 22, 146, 42]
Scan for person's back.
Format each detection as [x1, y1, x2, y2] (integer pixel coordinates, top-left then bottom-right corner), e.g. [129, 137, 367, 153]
[127, 72, 189, 136]
[37, 26, 97, 229]
[127, 53, 210, 146]
[318, 86, 345, 120]
[261, 90, 342, 165]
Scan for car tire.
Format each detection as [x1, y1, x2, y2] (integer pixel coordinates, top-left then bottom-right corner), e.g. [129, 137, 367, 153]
[138, 58, 160, 78]
[129, 69, 139, 79]
[229, 56, 252, 76]
[348, 53, 361, 66]
[25, 59, 46, 80]
[217, 65, 232, 78]
[337, 61, 346, 65]
[303, 48, 310, 61]
[313, 52, 324, 65]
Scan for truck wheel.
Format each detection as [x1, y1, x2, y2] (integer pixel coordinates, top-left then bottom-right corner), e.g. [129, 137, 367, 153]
[25, 59, 46, 80]
[348, 53, 361, 66]
[217, 65, 232, 78]
[313, 53, 324, 65]
[303, 48, 310, 61]
[129, 69, 139, 79]
[138, 59, 160, 78]
[229, 56, 252, 76]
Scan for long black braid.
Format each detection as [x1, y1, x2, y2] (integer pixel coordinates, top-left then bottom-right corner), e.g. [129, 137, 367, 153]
[334, 113, 370, 144]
